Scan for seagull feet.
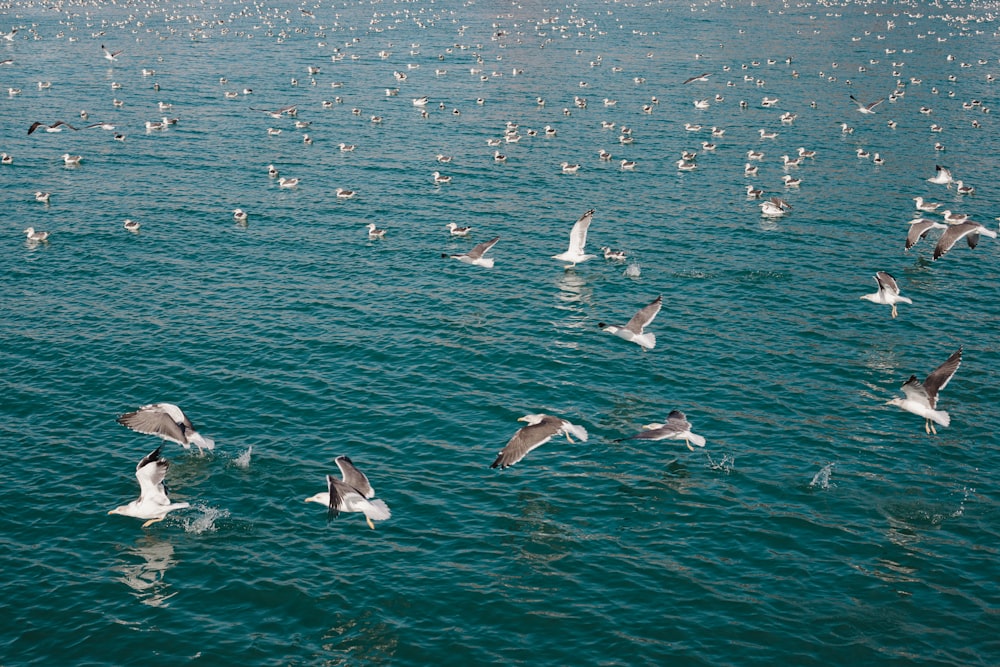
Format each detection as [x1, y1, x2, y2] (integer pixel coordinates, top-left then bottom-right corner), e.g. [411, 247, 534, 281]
[891, 305, 898, 319]
[366, 516, 375, 530]
[142, 516, 165, 528]
[686, 440, 695, 451]
[924, 419, 938, 435]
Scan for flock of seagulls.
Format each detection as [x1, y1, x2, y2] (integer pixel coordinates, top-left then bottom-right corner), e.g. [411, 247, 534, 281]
[3, 1, 993, 536]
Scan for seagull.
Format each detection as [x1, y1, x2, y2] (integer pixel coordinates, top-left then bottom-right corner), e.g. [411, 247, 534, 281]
[913, 196, 941, 213]
[618, 410, 706, 451]
[101, 44, 123, 62]
[683, 72, 712, 84]
[233, 208, 248, 223]
[117, 403, 216, 453]
[27, 120, 78, 134]
[490, 414, 588, 469]
[61, 153, 82, 166]
[267, 164, 279, 178]
[886, 348, 962, 434]
[123, 219, 140, 232]
[335, 188, 355, 199]
[108, 446, 191, 528]
[905, 218, 947, 251]
[445, 222, 471, 236]
[927, 165, 953, 185]
[760, 197, 791, 218]
[304, 456, 391, 529]
[941, 210, 968, 225]
[860, 271, 911, 318]
[598, 295, 662, 350]
[601, 246, 626, 261]
[23, 227, 49, 242]
[34, 191, 50, 203]
[933, 221, 997, 260]
[552, 208, 596, 268]
[432, 171, 451, 184]
[366, 223, 386, 239]
[850, 94, 884, 113]
[442, 236, 499, 268]
[278, 177, 299, 188]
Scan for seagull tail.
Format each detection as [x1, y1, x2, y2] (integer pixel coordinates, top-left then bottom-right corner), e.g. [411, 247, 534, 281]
[364, 499, 391, 522]
[635, 332, 656, 350]
[189, 432, 215, 452]
[688, 433, 707, 448]
[930, 410, 950, 428]
[564, 423, 589, 443]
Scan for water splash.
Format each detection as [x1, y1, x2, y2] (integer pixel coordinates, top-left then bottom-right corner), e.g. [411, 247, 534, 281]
[623, 262, 641, 279]
[952, 487, 975, 518]
[182, 506, 229, 534]
[809, 463, 836, 490]
[706, 452, 735, 473]
[233, 445, 253, 469]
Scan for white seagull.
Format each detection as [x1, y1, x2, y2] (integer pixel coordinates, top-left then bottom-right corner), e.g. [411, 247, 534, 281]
[886, 348, 962, 434]
[24, 227, 49, 242]
[860, 271, 911, 318]
[305, 456, 391, 529]
[598, 295, 662, 350]
[905, 218, 947, 251]
[108, 446, 191, 527]
[927, 165, 953, 185]
[850, 94, 884, 113]
[619, 410, 706, 450]
[117, 403, 216, 453]
[552, 208, 596, 268]
[101, 44, 123, 62]
[490, 414, 589, 469]
[442, 236, 499, 268]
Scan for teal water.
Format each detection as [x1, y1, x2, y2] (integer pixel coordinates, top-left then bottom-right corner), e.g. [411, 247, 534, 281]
[2, 0, 999, 664]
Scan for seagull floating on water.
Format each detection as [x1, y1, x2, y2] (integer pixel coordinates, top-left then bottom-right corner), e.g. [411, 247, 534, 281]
[117, 403, 215, 453]
[618, 410, 706, 450]
[886, 348, 962, 434]
[927, 165, 953, 185]
[445, 222, 471, 236]
[552, 209, 596, 269]
[305, 456, 391, 529]
[108, 446, 190, 528]
[490, 414, 588, 469]
[598, 295, 661, 350]
[860, 271, 911, 318]
[24, 227, 49, 242]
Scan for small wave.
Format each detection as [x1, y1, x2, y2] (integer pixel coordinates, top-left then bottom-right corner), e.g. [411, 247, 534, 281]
[809, 463, 836, 490]
[182, 506, 230, 534]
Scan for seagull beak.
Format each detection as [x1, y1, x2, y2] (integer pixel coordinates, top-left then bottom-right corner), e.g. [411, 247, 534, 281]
[108, 509, 118, 515]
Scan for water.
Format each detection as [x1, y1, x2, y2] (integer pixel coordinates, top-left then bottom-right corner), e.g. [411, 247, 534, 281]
[2, 0, 999, 664]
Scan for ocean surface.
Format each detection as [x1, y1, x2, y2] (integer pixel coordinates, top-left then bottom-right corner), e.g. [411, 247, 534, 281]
[1, 0, 999, 664]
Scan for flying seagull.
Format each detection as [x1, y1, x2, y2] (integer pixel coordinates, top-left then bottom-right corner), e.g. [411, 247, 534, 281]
[27, 120, 78, 134]
[442, 236, 499, 267]
[552, 208, 596, 268]
[101, 44, 123, 62]
[886, 348, 962, 434]
[850, 94, 884, 113]
[490, 414, 588, 469]
[117, 403, 215, 453]
[108, 446, 191, 528]
[617, 410, 706, 450]
[933, 221, 997, 260]
[860, 271, 911, 318]
[905, 218, 947, 251]
[683, 73, 712, 84]
[305, 456, 391, 529]
[598, 295, 662, 350]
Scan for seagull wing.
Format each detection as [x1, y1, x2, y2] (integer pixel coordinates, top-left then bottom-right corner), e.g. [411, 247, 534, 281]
[135, 446, 170, 503]
[490, 415, 564, 469]
[467, 236, 500, 260]
[117, 405, 187, 444]
[27, 121, 43, 135]
[906, 219, 944, 250]
[922, 348, 962, 407]
[565, 209, 595, 255]
[899, 375, 931, 406]
[874, 271, 900, 297]
[335, 455, 374, 498]
[933, 223, 975, 259]
[623, 295, 662, 335]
